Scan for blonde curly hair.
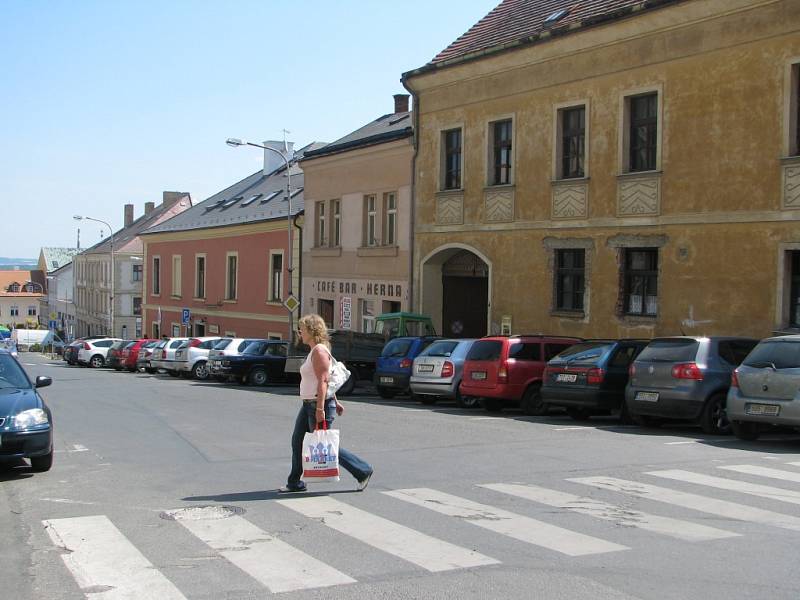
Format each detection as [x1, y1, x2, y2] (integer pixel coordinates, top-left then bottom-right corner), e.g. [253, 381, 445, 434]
[298, 314, 330, 348]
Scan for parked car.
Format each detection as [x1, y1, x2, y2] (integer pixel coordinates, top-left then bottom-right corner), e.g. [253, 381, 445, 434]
[541, 339, 649, 420]
[173, 337, 222, 380]
[0, 349, 53, 471]
[136, 340, 162, 373]
[120, 339, 153, 372]
[727, 335, 800, 441]
[460, 335, 582, 414]
[107, 341, 131, 370]
[77, 338, 123, 368]
[409, 338, 477, 407]
[212, 340, 289, 385]
[208, 338, 266, 380]
[375, 336, 441, 399]
[1, 339, 18, 358]
[151, 337, 189, 375]
[625, 336, 758, 433]
[64, 336, 106, 365]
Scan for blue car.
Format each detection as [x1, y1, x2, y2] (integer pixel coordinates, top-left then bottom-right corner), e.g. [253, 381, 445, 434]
[375, 336, 440, 399]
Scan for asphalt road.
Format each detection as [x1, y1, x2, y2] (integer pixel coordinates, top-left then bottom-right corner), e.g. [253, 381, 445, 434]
[3, 353, 800, 600]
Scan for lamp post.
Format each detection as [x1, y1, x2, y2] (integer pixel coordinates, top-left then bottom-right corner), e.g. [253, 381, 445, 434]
[74, 215, 114, 337]
[226, 138, 296, 348]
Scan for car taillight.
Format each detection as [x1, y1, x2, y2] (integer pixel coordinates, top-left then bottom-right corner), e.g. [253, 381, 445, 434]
[629, 364, 636, 377]
[400, 358, 412, 369]
[731, 369, 740, 388]
[83, 342, 90, 350]
[498, 363, 508, 383]
[441, 361, 454, 378]
[587, 367, 605, 385]
[671, 362, 704, 380]
[189, 339, 202, 348]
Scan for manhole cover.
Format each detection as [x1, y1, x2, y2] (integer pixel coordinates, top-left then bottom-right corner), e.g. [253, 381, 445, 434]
[159, 505, 245, 521]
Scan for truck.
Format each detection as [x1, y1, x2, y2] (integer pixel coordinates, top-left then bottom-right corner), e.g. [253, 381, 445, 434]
[11, 329, 64, 352]
[284, 312, 435, 395]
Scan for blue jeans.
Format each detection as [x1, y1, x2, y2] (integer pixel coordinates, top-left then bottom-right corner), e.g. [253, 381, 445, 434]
[288, 400, 373, 486]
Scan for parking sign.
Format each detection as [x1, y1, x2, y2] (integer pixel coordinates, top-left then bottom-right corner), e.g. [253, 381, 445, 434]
[182, 308, 191, 325]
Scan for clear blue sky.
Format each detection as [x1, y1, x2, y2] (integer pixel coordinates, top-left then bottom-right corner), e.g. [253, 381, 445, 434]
[0, 0, 494, 258]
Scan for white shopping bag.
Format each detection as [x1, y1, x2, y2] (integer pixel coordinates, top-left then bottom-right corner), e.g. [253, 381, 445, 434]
[302, 422, 340, 482]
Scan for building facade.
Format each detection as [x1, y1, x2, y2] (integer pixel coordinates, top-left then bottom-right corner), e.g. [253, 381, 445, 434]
[403, 0, 800, 339]
[300, 96, 414, 330]
[0, 270, 46, 329]
[38, 247, 79, 338]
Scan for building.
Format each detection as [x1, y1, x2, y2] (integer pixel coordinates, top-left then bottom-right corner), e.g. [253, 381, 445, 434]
[0, 270, 46, 329]
[38, 247, 79, 337]
[73, 194, 192, 339]
[140, 142, 320, 341]
[299, 95, 414, 330]
[402, 0, 800, 339]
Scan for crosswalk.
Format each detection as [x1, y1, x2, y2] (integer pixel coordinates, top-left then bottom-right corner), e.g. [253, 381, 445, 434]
[43, 459, 800, 598]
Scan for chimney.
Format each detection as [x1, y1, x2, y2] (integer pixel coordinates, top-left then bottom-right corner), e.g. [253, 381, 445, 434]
[393, 94, 410, 114]
[144, 201, 155, 214]
[124, 204, 134, 228]
[262, 141, 293, 176]
[162, 191, 185, 207]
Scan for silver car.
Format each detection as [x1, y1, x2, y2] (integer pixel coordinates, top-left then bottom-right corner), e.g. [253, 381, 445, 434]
[173, 337, 222, 380]
[410, 339, 476, 407]
[151, 337, 189, 376]
[727, 335, 800, 441]
[208, 338, 266, 379]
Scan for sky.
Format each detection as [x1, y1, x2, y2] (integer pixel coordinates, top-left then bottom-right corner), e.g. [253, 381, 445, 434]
[0, 0, 496, 258]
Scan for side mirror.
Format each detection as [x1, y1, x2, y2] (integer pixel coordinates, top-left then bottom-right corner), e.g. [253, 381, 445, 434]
[35, 376, 52, 389]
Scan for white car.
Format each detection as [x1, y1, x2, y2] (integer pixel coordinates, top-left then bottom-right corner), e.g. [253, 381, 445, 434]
[78, 338, 123, 368]
[174, 337, 222, 380]
[208, 338, 266, 379]
[151, 337, 189, 375]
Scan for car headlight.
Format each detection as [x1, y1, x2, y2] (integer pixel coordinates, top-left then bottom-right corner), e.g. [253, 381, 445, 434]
[14, 409, 49, 429]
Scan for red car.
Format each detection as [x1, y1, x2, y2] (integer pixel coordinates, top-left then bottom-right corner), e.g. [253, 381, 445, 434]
[460, 335, 582, 415]
[120, 339, 155, 372]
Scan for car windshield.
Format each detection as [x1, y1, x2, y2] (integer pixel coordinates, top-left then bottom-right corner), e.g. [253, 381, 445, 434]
[552, 342, 612, 363]
[0, 353, 31, 389]
[213, 339, 233, 350]
[382, 339, 412, 357]
[421, 341, 459, 357]
[742, 341, 800, 369]
[466, 340, 503, 361]
[243, 341, 269, 354]
[637, 339, 699, 363]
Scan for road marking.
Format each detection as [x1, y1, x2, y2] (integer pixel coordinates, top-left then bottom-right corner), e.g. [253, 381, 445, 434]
[788, 461, 800, 467]
[385, 488, 627, 556]
[169, 510, 354, 593]
[40, 498, 97, 506]
[480, 483, 738, 542]
[277, 496, 497, 572]
[570, 476, 800, 532]
[720, 464, 800, 483]
[664, 441, 699, 445]
[44, 515, 186, 600]
[553, 426, 588, 431]
[470, 417, 505, 421]
[647, 469, 800, 506]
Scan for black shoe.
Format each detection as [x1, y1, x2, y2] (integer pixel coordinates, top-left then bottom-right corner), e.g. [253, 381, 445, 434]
[282, 482, 307, 493]
[356, 472, 373, 492]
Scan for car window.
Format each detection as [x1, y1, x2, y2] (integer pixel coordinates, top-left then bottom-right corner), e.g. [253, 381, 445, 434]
[96, 340, 113, 348]
[0, 354, 31, 389]
[244, 341, 266, 354]
[406, 321, 426, 337]
[637, 339, 699, 363]
[145, 341, 159, 348]
[544, 343, 572, 361]
[213, 339, 233, 350]
[717, 340, 758, 366]
[466, 340, 503, 361]
[743, 341, 800, 369]
[509, 342, 541, 361]
[419, 339, 438, 352]
[171, 340, 185, 349]
[238, 340, 256, 352]
[553, 342, 611, 363]
[609, 346, 639, 368]
[266, 344, 287, 357]
[199, 339, 218, 349]
[422, 341, 460, 357]
[382, 339, 412, 357]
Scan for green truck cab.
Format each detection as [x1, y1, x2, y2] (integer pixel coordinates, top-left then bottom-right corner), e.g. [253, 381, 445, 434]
[373, 312, 436, 339]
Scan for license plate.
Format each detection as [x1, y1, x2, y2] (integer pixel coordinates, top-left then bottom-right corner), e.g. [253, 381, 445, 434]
[418, 364, 434, 373]
[635, 391, 659, 402]
[746, 403, 780, 416]
[471, 371, 487, 380]
[213, 360, 221, 366]
[556, 373, 577, 383]
[380, 376, 393, 384]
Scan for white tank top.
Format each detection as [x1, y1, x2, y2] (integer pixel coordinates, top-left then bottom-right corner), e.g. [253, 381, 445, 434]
[299, 344, 332, 399]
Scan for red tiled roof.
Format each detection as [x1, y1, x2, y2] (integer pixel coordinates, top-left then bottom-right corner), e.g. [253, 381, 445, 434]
[429, 0, 683, 66]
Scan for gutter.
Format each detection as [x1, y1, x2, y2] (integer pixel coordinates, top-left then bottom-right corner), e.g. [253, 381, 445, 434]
[293, 212, 303, 317]
[401, 79, 420, 313]
[302, 128, 413, 161]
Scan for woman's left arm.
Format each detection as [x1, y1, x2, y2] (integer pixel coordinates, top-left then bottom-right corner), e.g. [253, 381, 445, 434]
[311, 346, 331, 419]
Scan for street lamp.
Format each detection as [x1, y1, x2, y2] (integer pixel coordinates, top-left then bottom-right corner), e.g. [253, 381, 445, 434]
[74, 215, 114, 337]
[226, 138, 296, 348]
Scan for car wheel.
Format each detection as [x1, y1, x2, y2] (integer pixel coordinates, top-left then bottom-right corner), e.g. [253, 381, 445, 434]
[192, 361, 209, 380]
[168, 370, 180, 378]
[249, 368, 269, 386]
[456, 392, 481, 409]
[89, 355, 105, 368]
[377, 386, 395, 399]
[630, 413, 662, 428]
[567, 407, 592, 421]
[520, 384, 546, 416]
[30, 451, 53, 472]
[337, 372, 357, 396]
[481, 397, 504, 412]
[146, 367, 156, 374]
[731, 420, 760, 441]
[700, 393, 730, 435]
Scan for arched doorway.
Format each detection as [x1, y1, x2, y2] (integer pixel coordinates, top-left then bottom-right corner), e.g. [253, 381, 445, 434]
[420, 246, 490, 338]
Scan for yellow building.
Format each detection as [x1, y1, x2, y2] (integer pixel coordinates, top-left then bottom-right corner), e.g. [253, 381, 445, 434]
[401, 0, 800, 340]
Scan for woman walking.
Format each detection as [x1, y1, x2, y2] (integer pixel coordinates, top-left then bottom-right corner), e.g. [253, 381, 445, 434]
[285, 314, 373, 492]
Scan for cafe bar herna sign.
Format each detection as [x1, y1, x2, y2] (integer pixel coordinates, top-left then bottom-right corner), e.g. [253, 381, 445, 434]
[312, 278, 404, 299]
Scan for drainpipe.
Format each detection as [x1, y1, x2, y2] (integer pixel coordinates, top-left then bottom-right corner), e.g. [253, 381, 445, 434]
[293, 213, 303, 324]
[402, 77, 420, 313]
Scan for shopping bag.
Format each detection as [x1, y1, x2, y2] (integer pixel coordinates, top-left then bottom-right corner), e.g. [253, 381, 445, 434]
[302, 421, 340, 482]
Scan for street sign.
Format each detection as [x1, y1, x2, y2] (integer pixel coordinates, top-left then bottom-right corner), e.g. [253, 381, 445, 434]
[283, 294, 300, 312]
[49, 312, 57, 320]
[181, 308, 191, 325]
[48, 320, 58, 330]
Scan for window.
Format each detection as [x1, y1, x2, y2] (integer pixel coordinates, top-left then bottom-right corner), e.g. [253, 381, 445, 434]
[788, 62, 800, 156]
[152, 257, 161, 295]
[226, 254, 238, 300]
[545, 343, 572, 361]
[789, 250, 800, 326]
[384, 193, 397, 246]
[270, 252, 283, 302]
[318, 298, 334, 327]
[717, 340, 758, 366]
[172, 324, 180, 337]
[623, 249, 658, 316]
[133, 264, 143, 282]
[628, 93, 658, 172]
[27, 306, 36, 316]
[10, 306, 18, 317]
[133, 297, 142, 316]
[490, 119, 512, 185]
[171, 255, 182, 297]
[508, 342, 540, 360]
[365, 195, 377, 246]
[332, 199, 341, 247]
[195, 255, 205, 298]
[555, 249, 585, 312]
[560, 107, 585, 179]
[152, 323, 160, 339]
[442, 128, 462, 190]
[9, 283, 19, 292]
[316, 201, 326, 246]
[361, 299, 375, 333]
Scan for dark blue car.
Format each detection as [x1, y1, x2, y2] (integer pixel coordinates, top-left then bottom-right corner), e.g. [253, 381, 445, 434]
[375, 336, 440, 399]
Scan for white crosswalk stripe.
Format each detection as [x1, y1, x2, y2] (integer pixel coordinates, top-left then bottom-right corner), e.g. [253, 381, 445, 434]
[43, 515, 186, 600]
[647, 469, 800, 506]
[277, 495, 498, 571]
[385, 487, 628, 556]
[720, 464, 800, 483]
[570, 476, 800, 532]
[480, 483, 739, 542]
[787, 461, 800, 467]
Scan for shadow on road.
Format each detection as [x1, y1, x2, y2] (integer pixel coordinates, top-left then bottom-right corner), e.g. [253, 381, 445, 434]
[0, 459, 35, 481]
[181, 488, 360, 503]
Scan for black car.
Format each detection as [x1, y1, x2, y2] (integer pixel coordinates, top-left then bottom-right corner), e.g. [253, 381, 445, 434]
[0, 349, 53, 471]
[212, 340, 289, 386]
[542, 339, 649, 421]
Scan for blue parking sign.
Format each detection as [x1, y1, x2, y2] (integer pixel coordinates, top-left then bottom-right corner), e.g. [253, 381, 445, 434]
[182, 308, 191, 325]
[48, 320, 58, 330]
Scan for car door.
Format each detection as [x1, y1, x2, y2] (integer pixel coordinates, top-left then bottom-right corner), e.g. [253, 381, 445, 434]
[506, 341, 542, 395]
[605, 344, 643, 393]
